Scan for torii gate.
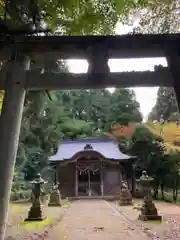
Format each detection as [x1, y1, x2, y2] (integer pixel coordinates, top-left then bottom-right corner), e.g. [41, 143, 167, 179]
[0, 33, 180, 239]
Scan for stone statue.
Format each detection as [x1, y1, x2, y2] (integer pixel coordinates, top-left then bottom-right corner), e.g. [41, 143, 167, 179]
[119, 180, 132, 206]
[48, 181, 61, 207]
[121, 180, 128, 189]
[53, 181, 60, 191]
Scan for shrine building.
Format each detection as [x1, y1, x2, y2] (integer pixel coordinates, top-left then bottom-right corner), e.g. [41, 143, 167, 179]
[49, 139, 135, 198]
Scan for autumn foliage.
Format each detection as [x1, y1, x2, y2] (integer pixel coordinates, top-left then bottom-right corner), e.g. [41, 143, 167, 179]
[104, 123, 138, 139]
[146, 122, 180, 150]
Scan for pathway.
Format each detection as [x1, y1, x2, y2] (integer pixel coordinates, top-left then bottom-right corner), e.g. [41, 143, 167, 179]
[47, 199, 150, 240]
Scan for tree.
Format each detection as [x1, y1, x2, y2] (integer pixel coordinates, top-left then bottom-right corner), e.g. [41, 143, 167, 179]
[57, 88, 142, 131]
[2, 0, 178, 37]
[16, 87, 142, 180]
[148, 87, 179, 122]
[104, 123, 138, 140]
[165, 150, 180, 201]
[129, 125, 169, 199]
[1, 0, 142, 187]
[109, 89, 142, 125]
[17, 89, 95, 178]
[0, 0, 133, 35]
[122, 0, 180, 34]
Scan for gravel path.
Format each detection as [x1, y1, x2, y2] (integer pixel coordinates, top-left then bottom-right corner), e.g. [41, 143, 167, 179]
[110, 200, 180, 240]
[7, 200, 180, 239]
[47, 199, 150, 240]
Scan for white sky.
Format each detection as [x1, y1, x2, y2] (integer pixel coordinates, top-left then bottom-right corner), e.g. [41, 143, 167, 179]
[66, 22, 168, 121]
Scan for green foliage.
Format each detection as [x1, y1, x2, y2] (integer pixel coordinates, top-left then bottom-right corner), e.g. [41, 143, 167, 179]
[5, 0, 144, 200]
[11, 171, 31, 201]
[15, 87, 142, 185]
[148, 87, 179, 122]
[10, 190, 31, 202]
[109, 89, 142, 125]
[3, 0, 180, 205]
[129, 125, 166, 173]
[1, 0, 129, 35]
[3, 0, 176, 36]
[165, 150, 180, 187]
[122, 0, 180, 34]
[118, 136, 130, 153]
[129, 125, 180, 202]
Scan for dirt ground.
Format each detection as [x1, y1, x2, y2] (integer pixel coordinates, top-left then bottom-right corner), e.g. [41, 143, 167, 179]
[111, 199, 180, 240]
[47, 199, 149, 240]
[5, 199, 180, 239]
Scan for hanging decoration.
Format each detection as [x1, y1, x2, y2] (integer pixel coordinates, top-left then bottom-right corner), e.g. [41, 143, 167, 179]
[77, 160, 100, 174]
[76, 158, 101, 175]
[77, 165, 100, 175]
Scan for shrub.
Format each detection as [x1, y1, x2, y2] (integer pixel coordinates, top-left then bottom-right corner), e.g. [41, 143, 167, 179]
[10, 190, 31, 202]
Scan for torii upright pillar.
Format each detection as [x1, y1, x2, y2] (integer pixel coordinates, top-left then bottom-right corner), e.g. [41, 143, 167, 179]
[166, 53, 180, 113]
[0, 53, 29, 240]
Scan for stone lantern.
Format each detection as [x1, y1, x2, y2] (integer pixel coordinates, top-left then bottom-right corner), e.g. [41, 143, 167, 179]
[137, 170, 162, 221]
[25, 173, 47, 221]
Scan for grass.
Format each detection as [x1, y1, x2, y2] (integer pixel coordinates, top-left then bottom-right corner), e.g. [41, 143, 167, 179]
[20, 217, 52, 231]
[9, 203, 27, 212]
[8, 202, 49, 232]
[5, 198, 70, 239]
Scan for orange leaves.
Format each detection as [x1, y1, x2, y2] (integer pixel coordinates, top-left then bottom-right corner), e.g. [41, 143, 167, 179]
[146, 122, 180, 151]
[104, 123, 137, 139]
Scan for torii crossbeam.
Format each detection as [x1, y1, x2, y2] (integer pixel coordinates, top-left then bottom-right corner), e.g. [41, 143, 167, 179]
[0, 34, 180, 239]
[1, 33, 180, 58]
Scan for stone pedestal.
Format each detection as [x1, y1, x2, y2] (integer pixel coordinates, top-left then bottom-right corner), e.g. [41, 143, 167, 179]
[119, 189, 133, 206]
[48, 189, 61, 207]
[25, 199, 45, 221]
[119, 184, 133, 206]
[139, 197, 162, 221]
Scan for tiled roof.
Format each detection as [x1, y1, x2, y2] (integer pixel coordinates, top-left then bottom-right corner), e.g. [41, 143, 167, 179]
[49, 139, 133, 161]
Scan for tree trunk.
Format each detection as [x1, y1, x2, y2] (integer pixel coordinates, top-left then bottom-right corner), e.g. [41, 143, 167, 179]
[173, 174, 179, 202]
[153, 184, 159, 199]
[160, 183, 165, 200]
[173, 187, 177, 201]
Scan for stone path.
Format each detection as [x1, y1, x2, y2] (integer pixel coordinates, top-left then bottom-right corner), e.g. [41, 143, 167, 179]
[48, 199, 150, 240]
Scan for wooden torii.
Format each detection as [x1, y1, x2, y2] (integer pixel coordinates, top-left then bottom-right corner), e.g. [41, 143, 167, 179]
[0, 33, 180, 238]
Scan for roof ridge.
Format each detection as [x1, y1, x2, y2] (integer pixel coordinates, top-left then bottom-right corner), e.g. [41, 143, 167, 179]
[60, 138, 118, 144]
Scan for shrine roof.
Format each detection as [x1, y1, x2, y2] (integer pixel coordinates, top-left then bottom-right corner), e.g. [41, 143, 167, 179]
[49, 139, 134, 162]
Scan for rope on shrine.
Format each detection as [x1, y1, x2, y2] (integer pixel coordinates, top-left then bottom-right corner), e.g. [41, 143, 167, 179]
[76, 165, 100, 175]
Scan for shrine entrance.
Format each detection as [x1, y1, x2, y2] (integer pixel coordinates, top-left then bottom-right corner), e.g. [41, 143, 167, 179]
[76, 158, 102, 197]
[52, 139, 133, 198]
[78, 169, 101, 196]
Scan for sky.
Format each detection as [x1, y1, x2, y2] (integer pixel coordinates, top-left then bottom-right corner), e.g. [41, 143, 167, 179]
[66, 22, 168, 121]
